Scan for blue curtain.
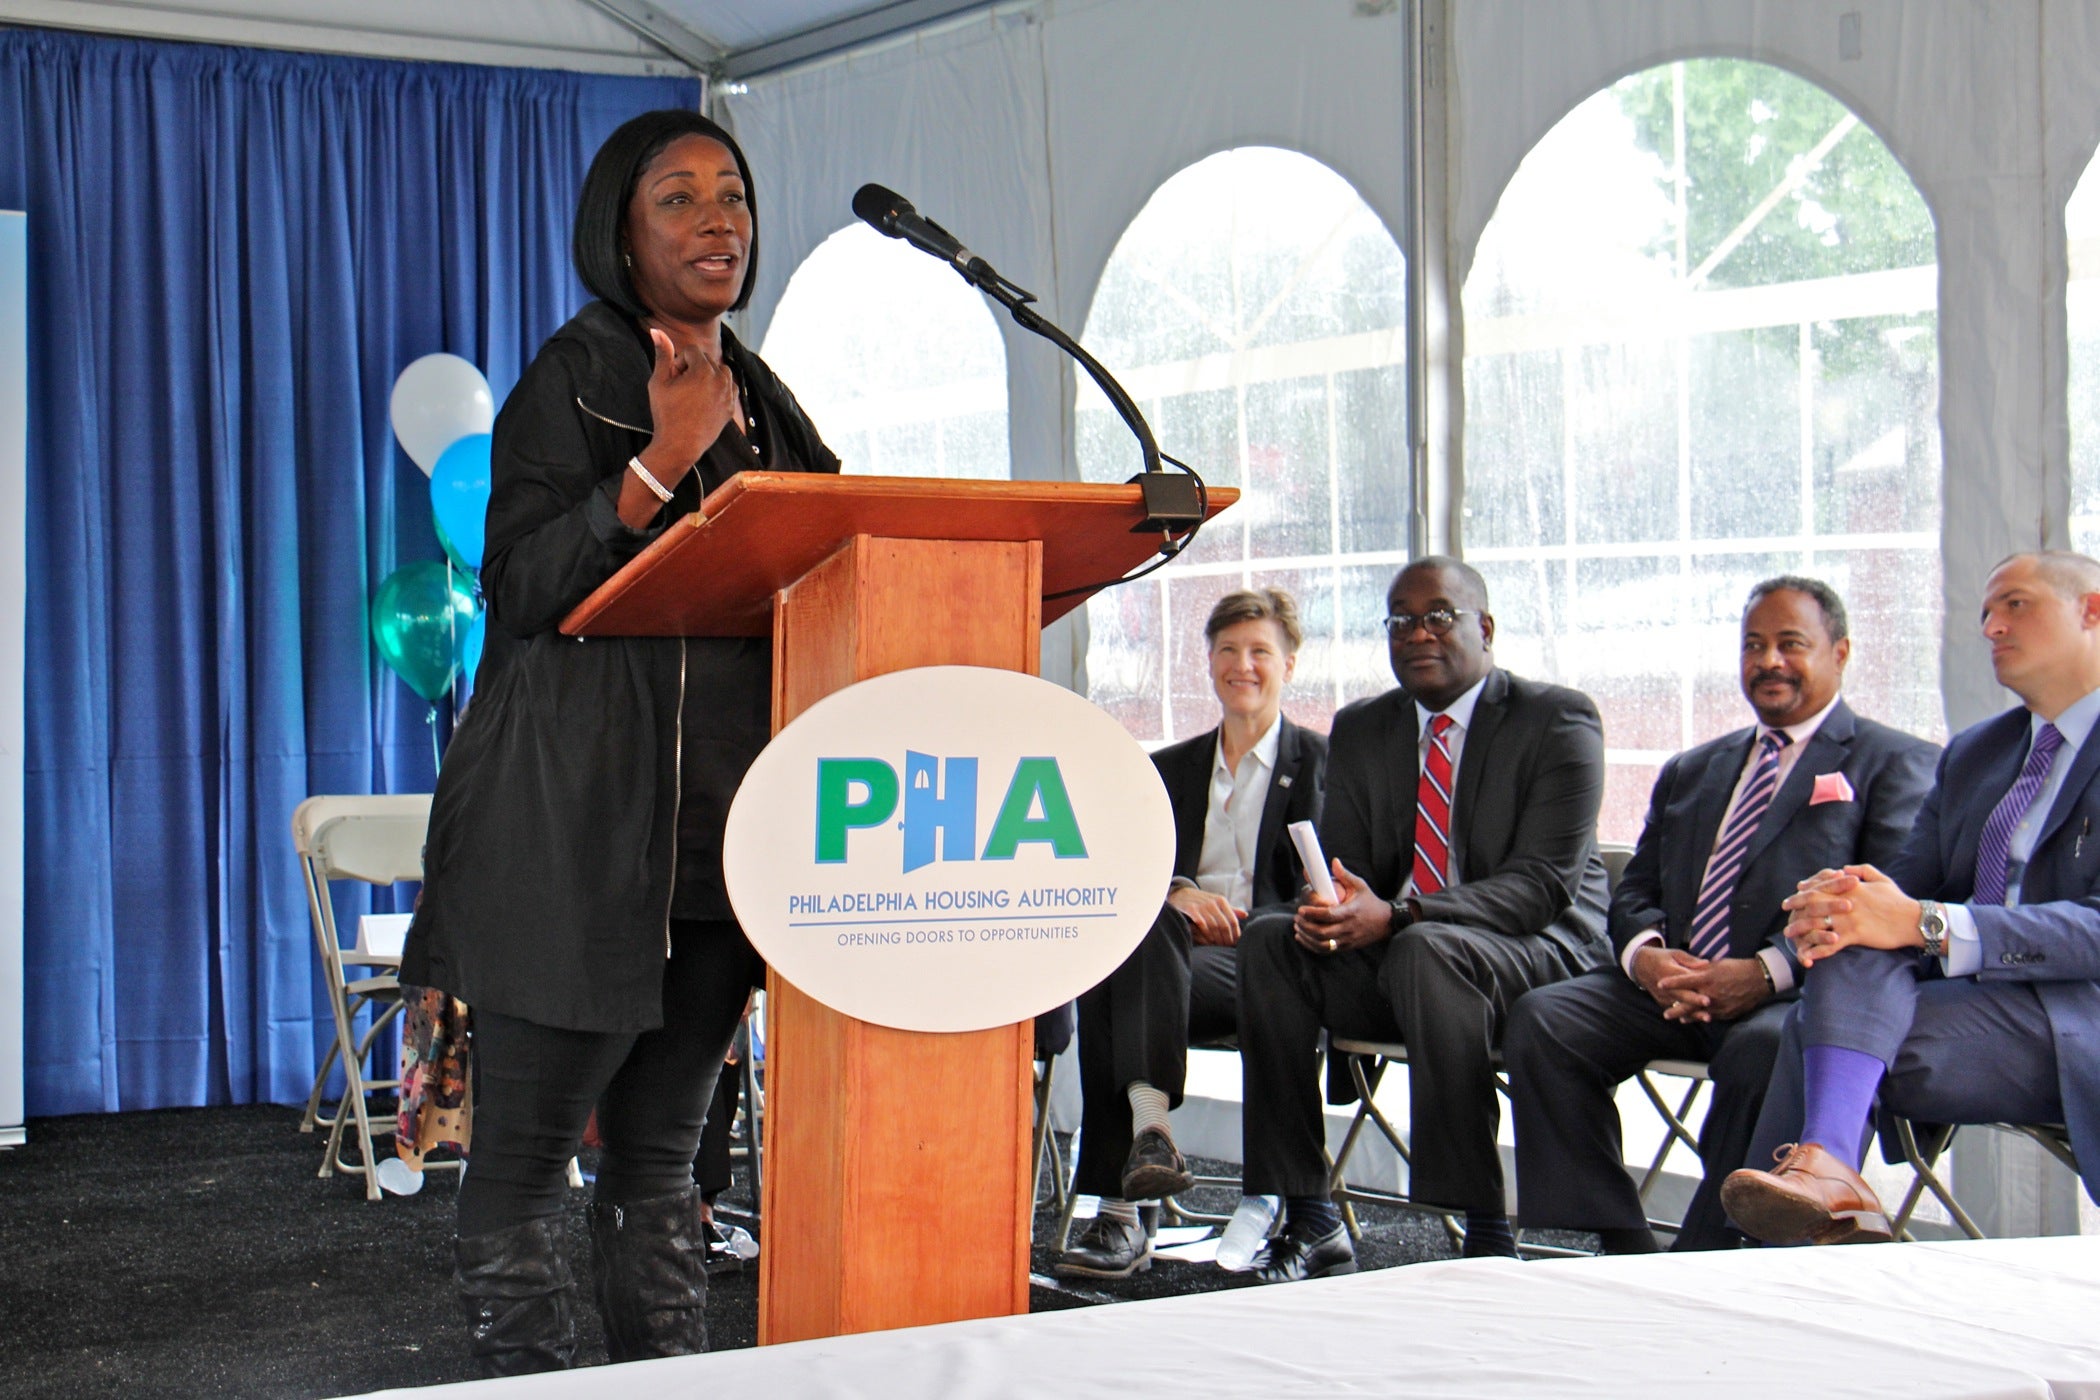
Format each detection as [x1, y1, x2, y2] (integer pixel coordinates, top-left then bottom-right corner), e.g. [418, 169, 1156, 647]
[0, 27, 696, 1114]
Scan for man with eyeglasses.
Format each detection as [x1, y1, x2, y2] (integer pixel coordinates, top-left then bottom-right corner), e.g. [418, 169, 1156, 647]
[1236, 556, 1611, 1281]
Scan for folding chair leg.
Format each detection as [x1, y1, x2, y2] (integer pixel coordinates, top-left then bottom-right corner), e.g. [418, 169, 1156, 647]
[301, 1040, 342, 1133]
[1891, 1120, 1982, 1241]
[1634, 1071, 1708, 1235]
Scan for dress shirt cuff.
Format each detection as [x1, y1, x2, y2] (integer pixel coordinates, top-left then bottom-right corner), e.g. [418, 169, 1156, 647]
[1755, 945, 1795, 995]
[1942, 902, 1983, 978]
[1620, 929, 1663, 979]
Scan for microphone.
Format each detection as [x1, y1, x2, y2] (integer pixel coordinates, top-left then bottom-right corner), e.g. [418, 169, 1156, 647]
[846, 183, 1205, 542]
[852, 183, 991, 281]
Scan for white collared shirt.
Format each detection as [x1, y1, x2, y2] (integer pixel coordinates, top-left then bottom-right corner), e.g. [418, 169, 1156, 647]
[1621, 692, 1845, 989]
[1190, 715, 1284, 912]
[1943, 684, 2100, 975]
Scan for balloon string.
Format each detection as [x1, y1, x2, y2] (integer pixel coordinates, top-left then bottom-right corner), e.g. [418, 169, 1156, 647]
[428, 704, 440, 776]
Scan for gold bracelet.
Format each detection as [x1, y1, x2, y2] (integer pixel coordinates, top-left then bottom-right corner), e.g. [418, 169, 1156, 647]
[628, 455, 674, 504]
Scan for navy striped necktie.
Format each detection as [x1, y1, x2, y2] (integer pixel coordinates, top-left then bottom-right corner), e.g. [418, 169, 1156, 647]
[1686, 731, 1790, 962]
[1972, 722, 2065, 907]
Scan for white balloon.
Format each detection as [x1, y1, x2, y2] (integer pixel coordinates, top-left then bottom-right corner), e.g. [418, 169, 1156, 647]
[390, 353, 495, 476]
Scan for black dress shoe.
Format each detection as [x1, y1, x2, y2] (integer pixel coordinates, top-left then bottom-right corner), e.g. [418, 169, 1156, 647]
[1252, 1219, 1357, 1284]
[1120, 1126, 1194, 1200]
[1055, 1213, 1152, 1279]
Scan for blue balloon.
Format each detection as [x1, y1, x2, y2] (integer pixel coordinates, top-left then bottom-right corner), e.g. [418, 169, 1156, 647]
[430, 433, 492, 571]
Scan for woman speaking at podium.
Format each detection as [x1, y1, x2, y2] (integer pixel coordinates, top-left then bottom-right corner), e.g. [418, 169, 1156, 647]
[403, 109, 838, 1375]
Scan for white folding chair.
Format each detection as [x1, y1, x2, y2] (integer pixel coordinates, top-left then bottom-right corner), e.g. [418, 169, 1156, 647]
[292, 794, 431, 1201]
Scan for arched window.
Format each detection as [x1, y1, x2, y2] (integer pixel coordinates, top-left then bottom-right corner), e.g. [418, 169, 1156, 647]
[1079, 147, 1408, 743]
[1464, 59, 1943, 841]
[2070, 156, 2100, 554]
[760, 222, 1010, 479]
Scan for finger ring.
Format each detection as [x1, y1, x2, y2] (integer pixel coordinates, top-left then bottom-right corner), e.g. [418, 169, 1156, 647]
[1825, 915, 1835, 931]
[1327, 938, 1338, 952]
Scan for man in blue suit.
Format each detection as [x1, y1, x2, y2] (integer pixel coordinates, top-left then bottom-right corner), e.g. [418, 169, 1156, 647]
[1506, 577, 1937, 1252]
[1725, 551, 2100, 1243]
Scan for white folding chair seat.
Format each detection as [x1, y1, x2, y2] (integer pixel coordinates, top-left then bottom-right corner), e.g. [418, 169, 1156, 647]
[292, 794, 432, 1201]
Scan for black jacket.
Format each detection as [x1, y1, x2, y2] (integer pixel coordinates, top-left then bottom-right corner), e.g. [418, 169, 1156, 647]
[1319, 668, 1612, 972]
[1150, 717, 1327, 910]
[403, 302, 838, 1032]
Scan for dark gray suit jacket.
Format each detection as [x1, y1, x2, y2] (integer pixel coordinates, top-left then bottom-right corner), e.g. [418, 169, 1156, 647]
[1891, 705, 2100, 1199]
[1150, 716, 1327, 911]
[1612, 699, 1939, 981]
[1319, 667, 1610, 970]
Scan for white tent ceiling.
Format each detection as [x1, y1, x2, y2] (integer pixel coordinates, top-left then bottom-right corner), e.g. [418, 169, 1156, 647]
[0, 0, 991, 76]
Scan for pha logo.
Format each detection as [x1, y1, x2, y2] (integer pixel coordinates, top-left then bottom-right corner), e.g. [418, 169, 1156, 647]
[815, 752, 1088, 873]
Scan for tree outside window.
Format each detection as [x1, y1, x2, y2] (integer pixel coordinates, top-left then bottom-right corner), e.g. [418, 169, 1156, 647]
[1465, 59, 1943, 840]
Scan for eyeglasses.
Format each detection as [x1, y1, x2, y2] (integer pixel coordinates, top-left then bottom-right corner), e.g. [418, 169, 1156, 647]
[1384, 609, 1478, 639]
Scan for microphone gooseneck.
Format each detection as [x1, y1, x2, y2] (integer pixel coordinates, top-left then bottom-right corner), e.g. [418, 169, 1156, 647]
[847, 183, 1209, 594]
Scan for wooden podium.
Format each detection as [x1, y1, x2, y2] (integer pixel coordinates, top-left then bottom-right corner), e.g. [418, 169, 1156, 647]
[563, 472, 1235, 1344]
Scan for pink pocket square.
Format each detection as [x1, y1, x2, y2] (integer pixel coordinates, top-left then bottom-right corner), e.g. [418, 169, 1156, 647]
[1809, 772, 1856, 805]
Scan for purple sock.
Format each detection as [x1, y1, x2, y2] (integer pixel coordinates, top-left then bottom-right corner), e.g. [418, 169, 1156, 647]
[1798, 1045, 1885, 1164]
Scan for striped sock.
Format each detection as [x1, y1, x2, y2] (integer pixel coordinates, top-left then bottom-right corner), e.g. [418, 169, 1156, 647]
[1094, 1197, 1138, 1226]
[1127, 1082, 1171, 1138]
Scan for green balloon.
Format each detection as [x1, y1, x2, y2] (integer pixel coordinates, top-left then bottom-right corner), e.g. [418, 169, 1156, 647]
[372, 561, 480, 703]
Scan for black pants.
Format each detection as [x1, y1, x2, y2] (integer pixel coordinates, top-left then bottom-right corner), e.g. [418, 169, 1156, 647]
[456, 919, 765, 1237]
[1237, 910, 1569, 1214]
[1503, 967, 1790, 1250]
[1072, 904, 1238, 1197]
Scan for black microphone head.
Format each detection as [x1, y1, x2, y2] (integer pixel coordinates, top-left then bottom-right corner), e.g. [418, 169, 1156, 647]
[852, 182, 911, 236]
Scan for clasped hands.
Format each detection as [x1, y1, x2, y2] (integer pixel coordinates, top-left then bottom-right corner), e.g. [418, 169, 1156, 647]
[1629, 946, 1769, 1023]
[1779, 863, 1923, 966]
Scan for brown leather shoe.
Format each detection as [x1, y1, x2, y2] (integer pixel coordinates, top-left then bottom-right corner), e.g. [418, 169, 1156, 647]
[1720, 1142, 1892, 1246]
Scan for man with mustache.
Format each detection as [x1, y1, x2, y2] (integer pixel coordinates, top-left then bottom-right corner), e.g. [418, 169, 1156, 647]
[1236, 557, 1610, 1280]
[1504, 577, 1936, 1252]
[1725, 552, 2100, 1242]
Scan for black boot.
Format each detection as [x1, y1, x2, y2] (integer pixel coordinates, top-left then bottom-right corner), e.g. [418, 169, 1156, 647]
[590, 1187, 709, 1362]
[454, 1216, 578, 1377]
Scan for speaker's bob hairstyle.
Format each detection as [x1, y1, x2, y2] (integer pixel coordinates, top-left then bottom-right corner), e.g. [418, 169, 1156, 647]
[572, 109, 758, 319]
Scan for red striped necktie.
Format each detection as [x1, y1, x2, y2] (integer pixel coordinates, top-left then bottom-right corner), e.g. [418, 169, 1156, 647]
[1413, 713, 1457, 895]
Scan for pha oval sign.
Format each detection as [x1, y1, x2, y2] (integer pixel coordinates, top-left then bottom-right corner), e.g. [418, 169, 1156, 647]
[724, 666, 1174, 1033]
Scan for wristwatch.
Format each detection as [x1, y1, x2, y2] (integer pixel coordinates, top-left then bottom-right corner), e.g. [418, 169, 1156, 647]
[1388, 896, 1419, 933]
[1917, 900, 1949, 959]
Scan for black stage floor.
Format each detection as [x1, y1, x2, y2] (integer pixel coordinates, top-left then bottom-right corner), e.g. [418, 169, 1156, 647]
[0, 1105, 1594, 1398]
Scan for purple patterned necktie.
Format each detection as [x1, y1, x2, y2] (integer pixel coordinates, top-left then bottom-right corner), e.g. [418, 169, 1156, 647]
[1686, 731, 1790, 962]
[1972, 722, 2065, 907]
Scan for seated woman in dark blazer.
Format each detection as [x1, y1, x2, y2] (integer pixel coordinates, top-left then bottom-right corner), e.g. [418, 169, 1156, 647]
[1056, 588, 1326, 1279]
